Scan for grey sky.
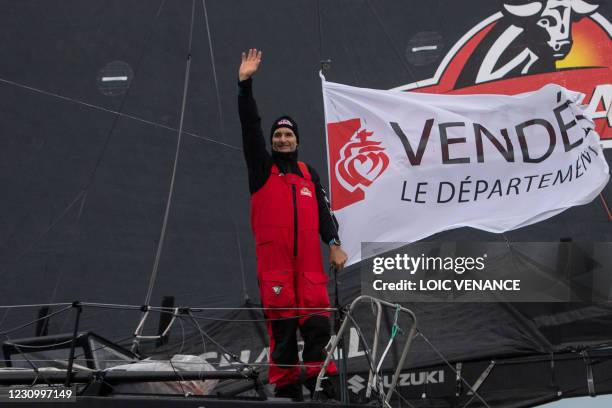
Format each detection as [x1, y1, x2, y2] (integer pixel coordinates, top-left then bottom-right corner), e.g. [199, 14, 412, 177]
[538, 395, 612, 407]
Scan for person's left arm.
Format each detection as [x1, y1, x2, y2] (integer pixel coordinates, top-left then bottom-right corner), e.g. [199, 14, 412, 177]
[308, 165, 348, 270]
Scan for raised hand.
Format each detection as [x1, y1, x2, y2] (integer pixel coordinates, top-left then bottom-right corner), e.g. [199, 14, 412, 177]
[239, 48, 262, 81]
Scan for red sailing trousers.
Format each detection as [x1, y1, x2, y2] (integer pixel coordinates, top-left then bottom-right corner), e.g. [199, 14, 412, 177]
[251, 163, 337, 387]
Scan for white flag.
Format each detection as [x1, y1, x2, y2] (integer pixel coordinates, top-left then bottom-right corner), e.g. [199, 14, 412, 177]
[321, 76, 610, 266]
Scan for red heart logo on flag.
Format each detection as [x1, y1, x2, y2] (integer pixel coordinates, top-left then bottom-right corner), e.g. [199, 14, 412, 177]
[327, 119, 390, 210]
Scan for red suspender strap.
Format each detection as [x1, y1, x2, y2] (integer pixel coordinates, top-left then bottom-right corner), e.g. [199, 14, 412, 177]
[298, 162, 311, 180]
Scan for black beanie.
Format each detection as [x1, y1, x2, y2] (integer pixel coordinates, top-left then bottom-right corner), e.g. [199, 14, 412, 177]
[270, 115, 299, 143]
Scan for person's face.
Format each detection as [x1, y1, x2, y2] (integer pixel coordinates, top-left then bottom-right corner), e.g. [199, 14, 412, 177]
[272, 127, 298, 153]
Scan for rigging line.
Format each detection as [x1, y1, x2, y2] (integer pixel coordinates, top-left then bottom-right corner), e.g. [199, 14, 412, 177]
[71, 335, 136, 361]
[167, 356, 188, 397]
[201, 0, 225, 141]
[0, 309, 9, 332]
[188, 306, 337, 311]
[160, 313, 208, 388]
[184, 311, 250, 368]
[5, 338, 76, 349]
[416, 332, 491, 408]
[191, 312, 208, 361]
[231, 219, 249, 302]
[345, 313, 397, 407]
[15, 352, 612, 367]
[141, 0, 197, 311]
[79, 301, 335, 311]
[600, 193, 612, 221]
[174, 360, 316, 369]
[0, 303, 72, 309]
[130, 0, 198, 352]
[0, 305, 73, 337]
[0, 77, 240, 150]
[200, 0, 248, 304]
[189, 310, 334, 322]
[389, 385, 416, 408]
[365, 0, 420, 86]
[0, 356, 311, 369]
[346, 313, 428, 408]
[4, 0, 175, 274]
[47, 260, 67, 306]
[333, 3, 362, 86]
[0, 359, 107, 363]
[316, 0, 324, 60]
[596, 101, 612, 221]
[499, 244, 554, 352]
[4, 310, 76, 353]
[80, 302, 142, 311]
[4, 338, 53, 388]
[84, 0, 168, 194]
[596, 95, 612, 137]
[500, 235, 555, 352]
[0, 358, 304, 368]
[4, 189, 85, 269]
[177, 314, 186, 356]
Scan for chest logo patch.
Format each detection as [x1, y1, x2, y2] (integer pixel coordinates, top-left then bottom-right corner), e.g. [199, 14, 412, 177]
[272, 286, 283, 295]
[300, 186, 312, 197]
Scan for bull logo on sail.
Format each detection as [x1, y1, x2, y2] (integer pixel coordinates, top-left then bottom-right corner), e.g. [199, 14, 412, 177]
[395, 0, 611, 146]
[466, 0, 601, 84]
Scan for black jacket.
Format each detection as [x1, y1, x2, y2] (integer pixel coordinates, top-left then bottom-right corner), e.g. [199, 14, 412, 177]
[238, 78, 339, 244]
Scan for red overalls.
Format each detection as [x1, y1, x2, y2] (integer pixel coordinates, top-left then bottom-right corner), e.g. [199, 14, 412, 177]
[251, 162, 337, 387]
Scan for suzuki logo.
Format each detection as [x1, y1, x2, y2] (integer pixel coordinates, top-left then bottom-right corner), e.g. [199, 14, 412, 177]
[347, 370, 445, 394]
[348, 374, 366, 393]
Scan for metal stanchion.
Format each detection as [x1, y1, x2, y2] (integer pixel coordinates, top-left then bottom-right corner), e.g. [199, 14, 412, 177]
[65, 301, 82, 387]
[315, 295, 418, 406]
[332, 266, 349, 404]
